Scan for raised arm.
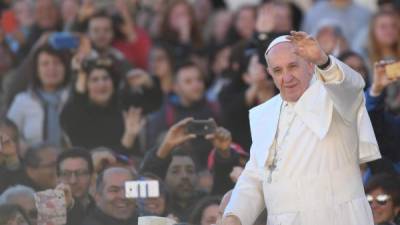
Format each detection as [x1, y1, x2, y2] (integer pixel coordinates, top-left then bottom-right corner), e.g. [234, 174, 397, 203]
[288, 31, 365, 122]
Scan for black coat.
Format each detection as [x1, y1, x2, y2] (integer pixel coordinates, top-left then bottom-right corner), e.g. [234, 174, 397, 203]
[60, 91, 127, 153]
[67, 196, 96, 225]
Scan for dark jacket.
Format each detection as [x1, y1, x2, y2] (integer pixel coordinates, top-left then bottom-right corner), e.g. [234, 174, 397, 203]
[81, 207, 138, 225]
[67, 195, 96, 225]
[60, 90, 129, 154]
[365, 88, 400, 165]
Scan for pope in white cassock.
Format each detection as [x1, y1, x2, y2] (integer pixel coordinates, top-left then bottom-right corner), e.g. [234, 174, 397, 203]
[220, 31, 382, 225]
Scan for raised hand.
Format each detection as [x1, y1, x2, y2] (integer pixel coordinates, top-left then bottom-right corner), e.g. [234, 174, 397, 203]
[123, 107, 145, 136]
[371, 60, 400, 95]
[287, 31, 329, 66]
[206, 127, 232, 153]
[121, 107, 145, 149]
[156, 118, 196, 158]
[55, 183, 74, 209]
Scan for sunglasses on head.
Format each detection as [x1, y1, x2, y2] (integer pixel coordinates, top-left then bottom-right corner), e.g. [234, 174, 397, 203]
[367, 194, 391, 206]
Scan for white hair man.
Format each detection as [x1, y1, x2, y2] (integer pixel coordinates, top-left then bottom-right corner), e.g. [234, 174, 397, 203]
[220, 31, 381, 225]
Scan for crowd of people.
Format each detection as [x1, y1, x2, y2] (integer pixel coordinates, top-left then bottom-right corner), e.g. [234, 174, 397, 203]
[0, 0, 399, 224]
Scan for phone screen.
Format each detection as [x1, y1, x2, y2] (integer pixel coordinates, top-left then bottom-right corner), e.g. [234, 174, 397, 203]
[125, 180, 160, 199]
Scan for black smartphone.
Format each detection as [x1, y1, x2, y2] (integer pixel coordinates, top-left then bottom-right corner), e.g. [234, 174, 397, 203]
[186, 119, 217, 136]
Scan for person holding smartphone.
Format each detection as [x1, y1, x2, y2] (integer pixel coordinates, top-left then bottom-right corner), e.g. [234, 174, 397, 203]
[140, 118, 245, 222]
[365, 60, 400, 172]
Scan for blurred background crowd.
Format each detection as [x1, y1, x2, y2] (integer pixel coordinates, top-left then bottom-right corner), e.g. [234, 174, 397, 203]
[0, 0, 399, 224]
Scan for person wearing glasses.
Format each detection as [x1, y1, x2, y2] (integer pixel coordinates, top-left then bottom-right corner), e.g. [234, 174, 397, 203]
[365, 174, 400, 225]
[56, 148, 95, 225]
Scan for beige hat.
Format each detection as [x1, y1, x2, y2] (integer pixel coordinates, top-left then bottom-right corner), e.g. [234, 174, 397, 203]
[138, 216, 176, 225]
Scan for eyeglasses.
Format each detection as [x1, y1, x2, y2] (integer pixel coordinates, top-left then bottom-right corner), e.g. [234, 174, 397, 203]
[367, 194, 391, 206]
[59, 170, 90, 179]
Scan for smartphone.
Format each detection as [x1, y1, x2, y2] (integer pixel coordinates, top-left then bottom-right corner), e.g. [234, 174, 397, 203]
[125, 180, 160, 199]
[186, 119, 217, 136]
[49, 32, 80, 50]
[34, 189, 67, 225]
[385, 61, 400, 79]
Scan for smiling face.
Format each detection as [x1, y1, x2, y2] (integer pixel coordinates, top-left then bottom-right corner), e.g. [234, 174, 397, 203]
[37, 52, 66, 91]
[95, 169, 136, 220]
[266, 42, 314, 102]
[368, 188, 400, 224]
[87, 68, 114, 106]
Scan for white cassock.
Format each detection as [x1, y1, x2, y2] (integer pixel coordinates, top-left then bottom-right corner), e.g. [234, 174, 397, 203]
[223, 56, 381, 225]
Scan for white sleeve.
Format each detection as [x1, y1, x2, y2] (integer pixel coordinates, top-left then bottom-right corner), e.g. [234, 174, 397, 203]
[223, 144, 265, 225]
[315, 55, 365, 122]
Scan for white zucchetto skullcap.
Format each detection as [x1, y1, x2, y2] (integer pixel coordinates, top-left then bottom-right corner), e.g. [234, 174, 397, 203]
[265, 35, 290, 56]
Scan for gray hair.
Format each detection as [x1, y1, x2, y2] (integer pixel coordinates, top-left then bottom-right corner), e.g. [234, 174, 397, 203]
[0, 185, 35, 204]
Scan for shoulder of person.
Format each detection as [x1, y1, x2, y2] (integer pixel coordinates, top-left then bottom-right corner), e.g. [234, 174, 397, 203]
[10, 91, 37, 105]
[249, 94, 280, 118]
